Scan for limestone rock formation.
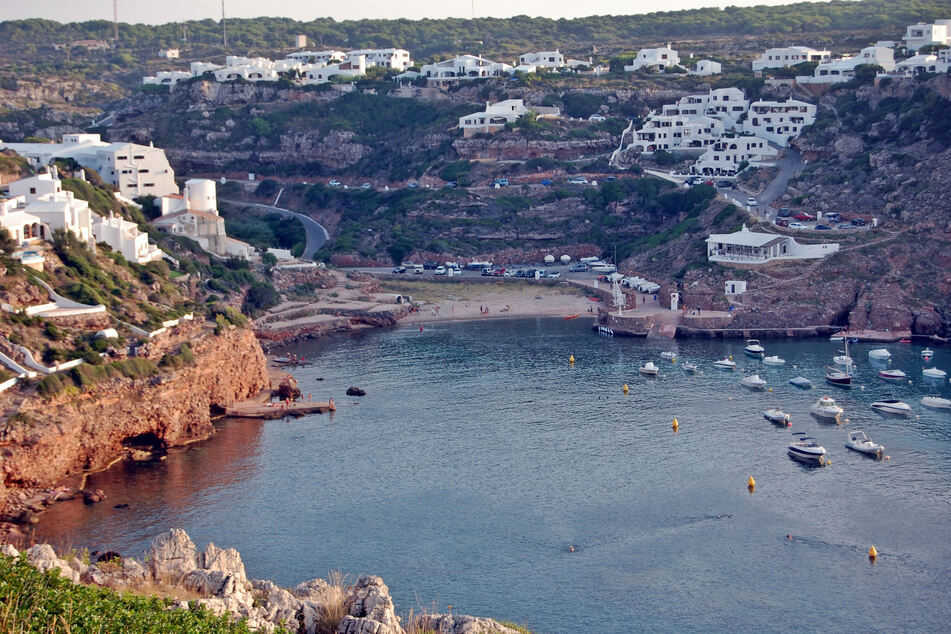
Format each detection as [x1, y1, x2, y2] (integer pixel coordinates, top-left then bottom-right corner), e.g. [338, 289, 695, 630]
[346, 576, 402, 631]
[346, 387, 367, 396]
[410, 614, 524, 634]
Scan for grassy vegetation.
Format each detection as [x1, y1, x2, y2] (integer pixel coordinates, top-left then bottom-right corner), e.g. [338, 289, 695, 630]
[0, 554, 253, 633]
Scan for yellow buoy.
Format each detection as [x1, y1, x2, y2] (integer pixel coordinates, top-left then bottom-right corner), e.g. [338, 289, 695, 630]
[622, 383, 629, 394]
[868, 545, 878, 560]
[672, 418, 679, 431]
[747, 475, 756, 488]
[768, 387, 773, 392]
[569, 354, 575, 365]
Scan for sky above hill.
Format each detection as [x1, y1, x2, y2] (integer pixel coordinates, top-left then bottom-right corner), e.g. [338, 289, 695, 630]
[7, 0, 813, 24]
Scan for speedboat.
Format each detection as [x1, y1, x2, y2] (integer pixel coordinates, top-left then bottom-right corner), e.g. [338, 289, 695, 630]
[829, 333, 845, 342]
[810, 395, 843, 421]
[868, 348, 892, 360]
[871, 393, 911, 416]
[921, 348, 934, 359]
[682, 361, 698, 372]
[744, 339, 765, 357]
[825, 365, 852, 387]
[923, 367, 947, 379]
[878, 368, 906, 381]
[763, 355, 786, 366]
[922, 396, 951, 409]
[789, 376, 813, 389]
[660, 351, 677, 360]
[740, 374, 767, 390]
[639, 361, 659, 376]
[713, 358, 736, 370]
[832, 354, 854, 366]
[763, 407, 791, 426]
[788, 433, 827, 464]
[845, 430, 885, 457]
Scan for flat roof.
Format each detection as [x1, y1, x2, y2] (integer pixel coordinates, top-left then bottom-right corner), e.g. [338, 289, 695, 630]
[707, 230, 789, 248]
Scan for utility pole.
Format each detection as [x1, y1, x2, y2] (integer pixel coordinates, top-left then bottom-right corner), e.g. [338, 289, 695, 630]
[221, 0, 227, 48]
[113, 0, 118, 41]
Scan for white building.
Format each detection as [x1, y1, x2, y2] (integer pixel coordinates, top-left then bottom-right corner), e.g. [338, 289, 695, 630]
[348, 49, 413, 71]
[706, 225, 839, 264]
[92, 211, 163, 264]
[294, 35, 308, 48]
[420, 55, 513, 80]
[142, 70, 191, 86]
[286, 50, 347, 65]
[154, 179, 252, 258]
[624, 46, 680, 72]
[519, 51, 565, 68]
[458, 99, 560, 135]
[0, 134, 178, 198]
[302, 56, 366, 84]
[885, 52, 950, 77]
[797, 45, 896, 84]
[628, 88, 749, 154]
[689, 59, 721, 76]
[693, 134, 779, 176]
[752, 46, 831, 71]
[190, 61, 225, 76]
[743, 99, 816, 146]
[158, 48, 179, 59]
[903, 20, 951, 52]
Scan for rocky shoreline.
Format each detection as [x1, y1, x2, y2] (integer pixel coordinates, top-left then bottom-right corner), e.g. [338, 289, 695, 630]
[3, 528, 526, 634]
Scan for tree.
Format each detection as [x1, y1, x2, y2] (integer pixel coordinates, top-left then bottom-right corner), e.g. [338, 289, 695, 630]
[0, 227, 14, 255]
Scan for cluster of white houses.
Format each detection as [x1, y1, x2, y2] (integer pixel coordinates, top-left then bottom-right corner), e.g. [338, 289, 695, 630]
[626, 87, 816, 176]
[458, 99, 561, 136]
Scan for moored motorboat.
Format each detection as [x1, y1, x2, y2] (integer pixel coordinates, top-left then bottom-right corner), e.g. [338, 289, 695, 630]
[921, 347, 934, 358]
[713, 358, 736, 370]
[740, 374, 767, 390]
[832, 354, 854, 366]
[922, 396, 951, 409]
[763, 355, 785, 366]
[845, 430, 885, 457]
[744, 339, 765, 357]
[825, 365, 852, 387]
[682, 361, 698, 372]
[829, 333, 845, 342]
[763, 407, 791, 425]
[868, 348, 892, 360]
[871, 393, 911, 416]
[639, 361, 659, 375]
[789, 376, 813, 389]
[788, 432, 827, 464]
[923, 367, 947, 379]
[810, 395, 843, 421]
[660, 352, 677, 361]
[878, 368, 906, 381]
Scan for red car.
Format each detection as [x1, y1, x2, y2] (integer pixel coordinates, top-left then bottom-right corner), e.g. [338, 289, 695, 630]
[793, 212, 815, 221]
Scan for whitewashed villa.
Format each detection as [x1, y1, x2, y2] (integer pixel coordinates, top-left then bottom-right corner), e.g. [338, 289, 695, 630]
[752, 46, 831, 71]
[706, 225, 839, 264]
[624, 45, 680, 72]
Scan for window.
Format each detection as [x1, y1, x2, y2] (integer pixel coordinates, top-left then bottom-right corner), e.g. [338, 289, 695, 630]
[117, 155, 127, 160]
[139, 169, 149, 173]
[133, 155, 145, 160]
[144, 183, 154, 187]
[29, 187, 36, 194]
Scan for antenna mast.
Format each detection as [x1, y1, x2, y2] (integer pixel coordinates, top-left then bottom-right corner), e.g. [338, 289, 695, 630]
[113, 0, 118, 41]
[221, 0, 227, 48]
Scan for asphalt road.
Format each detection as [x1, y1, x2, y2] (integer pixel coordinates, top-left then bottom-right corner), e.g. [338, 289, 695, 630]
[220, 198, 329, 260]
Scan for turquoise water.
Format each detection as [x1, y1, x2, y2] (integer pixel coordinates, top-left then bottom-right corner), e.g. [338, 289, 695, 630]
[35, 319, 951, 632]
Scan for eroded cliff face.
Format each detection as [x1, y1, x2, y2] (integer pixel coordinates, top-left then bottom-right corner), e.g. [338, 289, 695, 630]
[0, 326, 267, 515]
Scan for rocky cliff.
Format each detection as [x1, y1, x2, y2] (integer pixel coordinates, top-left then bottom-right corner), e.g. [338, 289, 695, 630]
[0, 326, 268, 521]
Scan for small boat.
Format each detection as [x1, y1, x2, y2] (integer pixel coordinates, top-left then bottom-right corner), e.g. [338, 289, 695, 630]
[763, 407, 791, 426]
[871, 393, 911, 416]
[682, 361, 698, 372]
[921, 348, 934, 358]
[564, 314, 579, 320]
[845, 430, 884, 457]
[922, 396, 951, 409]
[639, 361, 659, 375]
[923, 367, 947, 379]
[741, 374, 767, 390]
[878, 368, 906, 381]
[868, 348, 892, 360]
[763, 355, 785, 366]
[788, 433, 827, 464]
[744, 339, 765, 357]
[810, 395, 843, 421]
[899, 338, 911, 344]
[829, 333, 845, 342]
[597, 325, 614, 336]
[832, 354, 854, 366]
[789, 376, 813, 389]
[660, 352, 677, 360]
[825, 365, 852, 387]
[713, 358, 736, 370]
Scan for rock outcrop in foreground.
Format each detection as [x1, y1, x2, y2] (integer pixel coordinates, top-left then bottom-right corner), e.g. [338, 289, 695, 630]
[3, 529, 524, 634]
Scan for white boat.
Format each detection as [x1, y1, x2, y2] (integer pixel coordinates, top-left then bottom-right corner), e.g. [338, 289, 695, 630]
[829, 333, 845, 342]
[713, 358, 736, 370]
[744, 339, 765, 357]
[740, 374, 767, 390]
[788, 433, 827, 464]
[763, 407, 791, 425]
[639, 361, 659, 375]
[832, 354, 854, 366]
[789, 376, 813, 389]
[868, 348, 892, 360]
[810, 395, 843, 421]
[763, 355, 786, 366]
[871, 393, 911, 416]
[878, 368, 906, 381]
[682, 361, 698, 372]
[660, 352, 677, 360]
[845, 430, 885, 457]
[825, 365, 852, 387]
[922, 396, 951, 409]
[923, 367, 947, 379]
[921, 348, 934, 358]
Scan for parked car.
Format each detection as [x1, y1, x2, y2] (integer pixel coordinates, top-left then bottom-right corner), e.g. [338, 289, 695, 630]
[793, 212, 815, 221]
[824, 212, 840, 223]
[567, 176, 589, 184]
[814, 224, 832, 230]
[568, 263, 588, 272]
[837, 223, 852, 230]
[392, 266, 406, 274]
[424, 261, 438, 270]
[515, 269, 526, 278]
[778, 207, 792, 217]
[494, 178, 509, 187]
[788, 222, 806, 230]
[588, 114, 606, 122]
[776, 219, 789, 227]
[540, 179, 553, 186]
[434, 266, 446, 275]
[717, 179, 735, 189]
[851, 217, 867, 226]
[605, 176, 617, 182]
[444, 181, 458, 188]
[360, 182, 372, 189]
[328, 179, 342, 187]
[406, 182, 419, 188]
[746, 197, 758, 206]
[547, 271, 561, 279]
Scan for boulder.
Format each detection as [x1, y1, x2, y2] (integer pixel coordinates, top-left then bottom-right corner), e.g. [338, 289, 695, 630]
[82, 489, 107, 504]
[346, 387, 367, 397]
[148, 528, 199, 580]
[0, 544, 20, 557]
[292, 577, 333, 601]
[346, 576, 402, 632]
[203, 542, 248, 584]
[411, 614, 524, 634]
[26, 544, 79, 583]
[337, 616, 403, 634]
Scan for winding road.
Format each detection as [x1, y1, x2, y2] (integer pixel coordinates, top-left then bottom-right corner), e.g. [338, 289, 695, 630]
[220, 197, 329, 260]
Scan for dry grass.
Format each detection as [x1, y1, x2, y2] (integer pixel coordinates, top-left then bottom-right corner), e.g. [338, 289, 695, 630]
[315, 570, 352, 634]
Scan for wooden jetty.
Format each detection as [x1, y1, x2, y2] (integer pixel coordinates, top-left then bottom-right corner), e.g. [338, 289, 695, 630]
[225, 399, 336, 419]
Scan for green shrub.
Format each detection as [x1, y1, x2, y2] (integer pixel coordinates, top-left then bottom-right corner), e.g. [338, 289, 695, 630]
[37, 374, 65, 397]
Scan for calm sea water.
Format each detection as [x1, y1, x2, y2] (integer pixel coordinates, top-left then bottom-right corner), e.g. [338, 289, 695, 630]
[34, 319, 951, 632]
